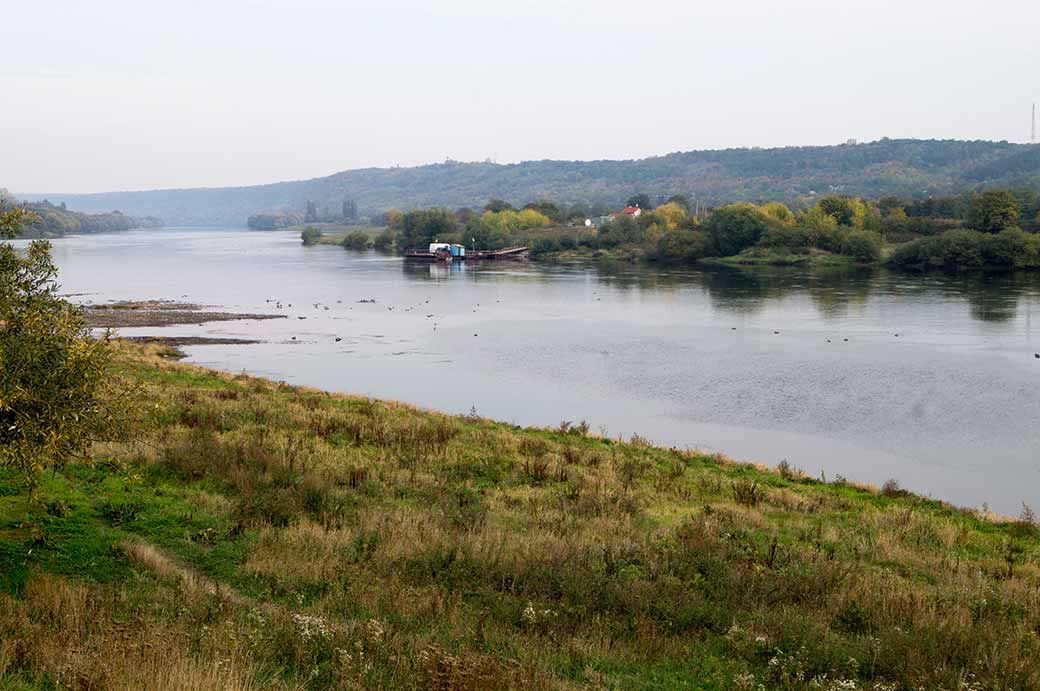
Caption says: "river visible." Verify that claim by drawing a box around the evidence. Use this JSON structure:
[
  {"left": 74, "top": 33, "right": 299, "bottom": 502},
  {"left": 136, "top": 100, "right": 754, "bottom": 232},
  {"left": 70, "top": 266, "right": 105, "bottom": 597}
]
[{"left": 28, "top": 227, "right": 1040, "bottom": 514}]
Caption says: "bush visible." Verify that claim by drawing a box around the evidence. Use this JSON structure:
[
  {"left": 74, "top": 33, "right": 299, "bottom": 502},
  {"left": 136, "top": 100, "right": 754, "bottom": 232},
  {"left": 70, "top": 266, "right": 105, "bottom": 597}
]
[
  {"left": 530, "top": 237, "right": 562, "bottom": 257},
  {"left": 760, "top": 225, "right": 812, "bottom": 251},
  {"left": 881, "top": 215, "right": 959, "bottom": 242},
  {"left": 841, "top": 230, "right": 882, "bottom": 262},
  {"left": 342, "top": 231, "right": 370, "bottom": 251},
  {"left": 812, "top": 224, "right": 844, "bottom": 253},
  {"left": 981, "top": 228, "right": 1040, "bottom": 267},
  {"left": 300, "top": 226, "right": 322, "bottom": 246},
  {"left": 1, "top": 207, "right": 122, "bottom": 488},
  {"left": 655, "top": 229, "right": 713, "bottom": 263},
  {"left": 703, "top": 204, "right": 775, "bottom": 256},
  {"left": 598, "top": 215, "right": 642, "bottom": 248},
  {"left": 372, "top": 228, "right": 395, "bottom": 251},
  {"left": 886, "top": 228, "right": 1040, "bottom": 270}
]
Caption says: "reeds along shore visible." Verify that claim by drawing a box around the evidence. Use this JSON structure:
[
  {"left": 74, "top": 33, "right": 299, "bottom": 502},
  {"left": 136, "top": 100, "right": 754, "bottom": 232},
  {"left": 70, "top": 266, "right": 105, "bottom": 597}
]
[{"left": 1, "top": 342, "right": 1038, "bottom": 690}]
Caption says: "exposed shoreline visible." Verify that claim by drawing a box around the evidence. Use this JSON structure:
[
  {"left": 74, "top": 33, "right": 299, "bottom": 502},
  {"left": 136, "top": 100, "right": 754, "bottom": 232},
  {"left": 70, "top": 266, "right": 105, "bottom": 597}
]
[{"left": 82, "top": 299, "right": 285, "bottom": 328}]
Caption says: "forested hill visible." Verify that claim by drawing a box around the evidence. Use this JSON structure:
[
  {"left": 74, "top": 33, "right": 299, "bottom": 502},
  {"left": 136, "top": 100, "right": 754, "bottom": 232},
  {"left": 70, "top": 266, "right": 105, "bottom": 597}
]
[
  {"left": 25, "top": 138, "right": 1040, "bottom": 226},
  {"left": 12, "top": 199, "right": 164, "bottom": 238}
]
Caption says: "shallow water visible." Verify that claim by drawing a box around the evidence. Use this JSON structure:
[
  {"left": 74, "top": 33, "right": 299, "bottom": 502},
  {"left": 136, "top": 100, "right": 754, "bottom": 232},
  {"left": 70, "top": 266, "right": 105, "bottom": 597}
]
[{"left": 25, "top": 227, "right": 1040, "bottom": 513}]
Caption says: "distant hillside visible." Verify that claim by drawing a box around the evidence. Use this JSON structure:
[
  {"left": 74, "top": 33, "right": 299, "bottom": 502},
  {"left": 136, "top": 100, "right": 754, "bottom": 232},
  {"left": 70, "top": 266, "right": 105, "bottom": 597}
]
[{"left": 21, "top": 139, "right": 1040, "bottom": 226}]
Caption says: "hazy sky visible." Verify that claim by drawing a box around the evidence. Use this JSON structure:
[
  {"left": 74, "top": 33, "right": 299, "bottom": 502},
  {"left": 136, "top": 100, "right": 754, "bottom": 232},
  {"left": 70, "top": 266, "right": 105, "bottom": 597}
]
[{"left": 3, "top": 0, "right": 1039, "bottom": 193}]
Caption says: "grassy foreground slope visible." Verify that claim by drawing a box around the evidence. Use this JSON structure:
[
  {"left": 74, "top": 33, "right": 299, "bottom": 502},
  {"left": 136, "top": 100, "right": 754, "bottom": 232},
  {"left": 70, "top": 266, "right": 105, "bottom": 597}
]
[{"left": 1, "top": 344, "right": 1038, "bottom": 690}]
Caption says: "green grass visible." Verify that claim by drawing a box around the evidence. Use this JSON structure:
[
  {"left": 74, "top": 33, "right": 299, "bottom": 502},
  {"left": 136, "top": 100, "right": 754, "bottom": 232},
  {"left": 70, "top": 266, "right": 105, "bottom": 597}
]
[
  {"left": 702, "top": 251, "right": 859, "bottom": 267},
  {"left": 1, "top": 343, "right": 1038, "bottom": 690}
]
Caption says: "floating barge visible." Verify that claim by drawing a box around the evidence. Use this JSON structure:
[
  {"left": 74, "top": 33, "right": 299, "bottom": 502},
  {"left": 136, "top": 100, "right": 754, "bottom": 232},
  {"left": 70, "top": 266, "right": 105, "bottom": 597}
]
[
  {"left": 403, "top": 243, "right": 529, "bottom": 262},
  {"left": 404, "top": 243, "right": 461, "bottom": 262}
]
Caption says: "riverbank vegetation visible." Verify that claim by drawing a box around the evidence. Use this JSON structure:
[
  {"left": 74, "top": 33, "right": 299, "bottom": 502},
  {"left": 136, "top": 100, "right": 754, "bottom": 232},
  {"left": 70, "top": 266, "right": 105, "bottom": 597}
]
[
  {"left": 363, "top": 186, "right": 1040, "bottom": 272},
  {"left": 4, "top": 202, "right": 1040, "bottom": 689}
]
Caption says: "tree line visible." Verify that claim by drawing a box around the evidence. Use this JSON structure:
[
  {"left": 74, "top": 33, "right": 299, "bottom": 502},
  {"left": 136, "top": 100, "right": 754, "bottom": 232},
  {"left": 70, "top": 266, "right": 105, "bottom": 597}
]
[
  {"left": 339, "top": 188, "right": 1040, "bottom": 271},
  {"left": 249, "top": 197, "right": 361, "bottom": 230},
  {"left": 6, "top": 197, "right": 163, "bottom": 238}
]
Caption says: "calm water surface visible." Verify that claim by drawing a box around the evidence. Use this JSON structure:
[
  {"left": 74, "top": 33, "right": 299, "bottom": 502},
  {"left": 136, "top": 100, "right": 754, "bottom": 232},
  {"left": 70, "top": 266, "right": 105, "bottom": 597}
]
[{"left": 30, "top": 227, "right": 1040, "bottom": 513}]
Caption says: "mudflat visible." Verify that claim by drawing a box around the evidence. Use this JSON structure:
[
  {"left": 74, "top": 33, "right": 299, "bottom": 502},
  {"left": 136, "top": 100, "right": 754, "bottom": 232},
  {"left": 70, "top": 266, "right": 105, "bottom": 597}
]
[{"left": 82, "top": 299, "right": 284, "bottom": 328}]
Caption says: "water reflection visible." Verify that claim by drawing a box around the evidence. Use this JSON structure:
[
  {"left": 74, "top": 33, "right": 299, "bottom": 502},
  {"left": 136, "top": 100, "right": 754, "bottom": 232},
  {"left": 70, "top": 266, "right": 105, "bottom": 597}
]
[
  {"left": 399, "top": 257, "right": 1040, "bottom": 325},
  {"left": 401, "top": 260, "right": 468, "bottom": 281}
]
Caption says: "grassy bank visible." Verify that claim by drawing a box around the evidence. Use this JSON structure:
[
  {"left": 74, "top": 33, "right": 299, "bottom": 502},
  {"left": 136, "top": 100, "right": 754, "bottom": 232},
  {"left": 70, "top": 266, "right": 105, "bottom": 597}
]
[
  {"left": 699, "top": 251, "right": 859, "bottom": 268},
  {"left": 1, "top": 344, "right": 1038, "bottom": 690}
]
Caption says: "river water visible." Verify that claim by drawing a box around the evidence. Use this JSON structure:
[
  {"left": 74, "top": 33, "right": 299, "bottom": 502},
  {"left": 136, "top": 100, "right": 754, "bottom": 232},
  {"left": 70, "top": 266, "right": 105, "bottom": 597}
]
[{"left": 28, "top": 227, "right": 1040, "bottom": 513}]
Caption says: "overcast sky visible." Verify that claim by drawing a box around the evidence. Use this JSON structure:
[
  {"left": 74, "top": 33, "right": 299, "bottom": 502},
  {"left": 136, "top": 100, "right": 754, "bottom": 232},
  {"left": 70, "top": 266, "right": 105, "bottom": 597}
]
[{"left": 3, "top": 0, "right": 1039, "bottom": 194}]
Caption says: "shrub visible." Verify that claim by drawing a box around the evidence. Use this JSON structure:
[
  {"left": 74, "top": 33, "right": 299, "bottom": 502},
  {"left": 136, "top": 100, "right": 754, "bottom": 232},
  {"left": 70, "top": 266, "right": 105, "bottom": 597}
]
[
  {"left": 760, "top": 225, "right": 812, "bottom": 251},
  {"left": 889, "top": 229, "right": 1005, "bottom": 270},
  {"left": 980, "top": 228, "right": 1040, "bottom": 267},
  {"left": 300, "top": 226, "right": 322, "bottom": 246},
  {"left": 655, "top": 229, "right": 713, "bottom": 263},
  {"left": 812, "top": 224, "right": 844, "bottom": 253},
  {"left": 530, "top": 237, "right": 562, "bottom": 257},
  {"left": 732, "top": 479, "right": 763, "bottom": 507},
  {"left": 342, "top": 231, "right": 370, "bottom": 251},
  {"left": 372, "top": 228, "right": 395, "bottom": 251},
  {"left": 841, "top": 230, "right": 882, "bottom": 262},
  {"left": 598, "top": 215, "right": 642, "bottom": 248},
  {"left": 703, "top": 204, "right": 775, "bottom": 256},
  {"left": 1, "top": 213, "right": 122, "bottom": 490},
  {"left": 881, "top": 478, "right": 911, "bottom": 498}
]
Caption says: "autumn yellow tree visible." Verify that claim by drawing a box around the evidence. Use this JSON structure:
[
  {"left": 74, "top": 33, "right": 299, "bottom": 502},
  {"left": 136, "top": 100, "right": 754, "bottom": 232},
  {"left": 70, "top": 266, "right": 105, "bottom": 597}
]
[
  {"left": 759, "top": 201, "right": 795, "bottom": 224},
  {"left": 653, "top": 202, "right": 687, "bottom": 231}
]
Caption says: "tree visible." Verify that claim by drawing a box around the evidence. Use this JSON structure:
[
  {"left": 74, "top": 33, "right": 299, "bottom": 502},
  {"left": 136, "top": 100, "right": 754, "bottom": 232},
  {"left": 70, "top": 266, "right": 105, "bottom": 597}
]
[
  {"left": 300, "top": 226, "right": 323, "bottom": 245},
  {"left": 1, "top": 200, "right": 119, "bottom": 493},
  {"left": 564, "top": 203, "right": 590, "bottom": 222},
  {"left": 342, "top": 231, "right": 370, "bottom": 250},
  {"left": 666, "top": 195, "right": 691, "bottom": 212},
  {"left": 842, "top": 231, "right": 882, "bottom": 262},
  {"left": 398, "top": 208, "right": 459, "bottom": 248},
  {"left": 970, "top": 190, "right": 1020, "bottom": 233},
  {"left": 524, "top": 200, "right": 562, "bottom": 223},
  {"left": 818, "top": 195, "right": 868, "bottom": 228},
  {"left": 455, "top": 207, "right": 477, "bottom": 224},
  {"left": 626, "top": 193, "right": 651, "bottom": 210},
  {"left": 304, "top": 200, "right": 318, "bottom": 223},
  {"left": 516, "top": 208, "right": 551, "bottom": 229},
  {"left": 380, "top": 208, "right": 404, "bottom": 229},
  {"left": 653, "top": 202, "right": 687, "bottom": 231},
  {"left": 484, "top": 198, "right": 514, "bottom": 213},
  {"left": 702, "top": 204, "right": 774, "bottom": 256},
  {"left": 656, "top": 229, "right": 712, "bottom": 263},
  {"left": 759, "top": 201, "right": 795, "bottom": 224},
  {"left": 599, "top": 215, "right": 642, "bottom": 247},
  {"left": 342, "top": 199, "right": 358, "bottom": 221},
  {"left": 373, "top": 228, "right": 396, "bottom": 251}
]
